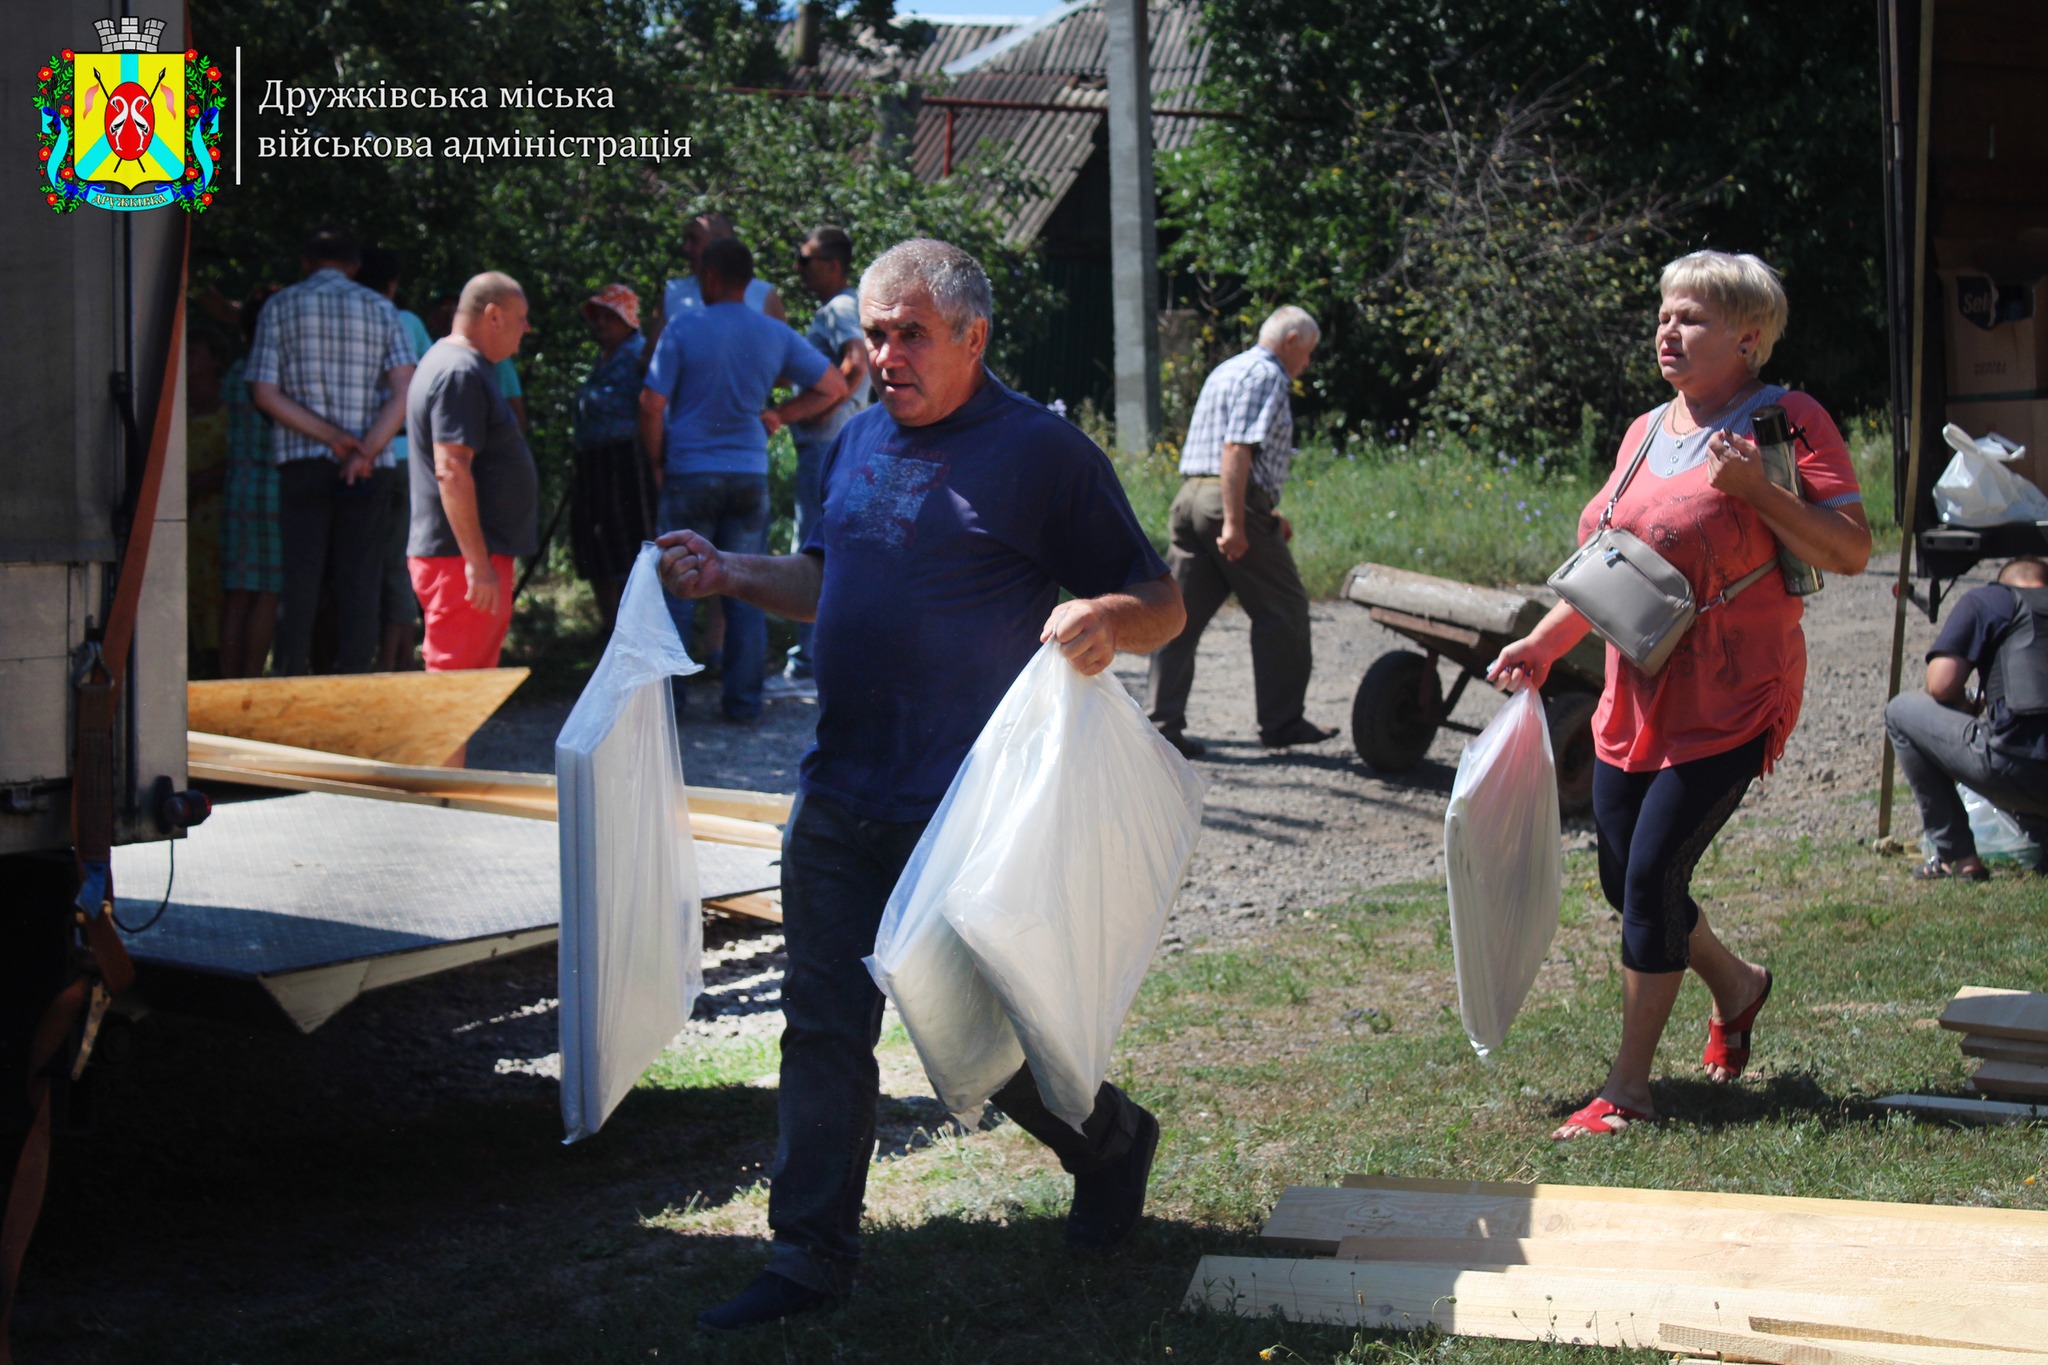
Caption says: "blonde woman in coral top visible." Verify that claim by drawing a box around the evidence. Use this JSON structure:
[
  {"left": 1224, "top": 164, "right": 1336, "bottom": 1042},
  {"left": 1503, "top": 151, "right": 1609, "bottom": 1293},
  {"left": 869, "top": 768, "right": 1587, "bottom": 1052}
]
[{"left": 1490, "top": 250, "right": 1872, "bottom": 1140}]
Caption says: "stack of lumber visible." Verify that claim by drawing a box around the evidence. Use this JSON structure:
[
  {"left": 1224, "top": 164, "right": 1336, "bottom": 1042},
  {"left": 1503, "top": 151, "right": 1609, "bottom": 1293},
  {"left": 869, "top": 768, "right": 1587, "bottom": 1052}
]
[
  {"left": 1870, "top": 987, "right": 2048, "bottom": 1125},
  {"left": 189, "top": 731, "right": 792, "bottom": 923},
  {"left": 1185, "top": 1174, "right": 2048, "bottom": 1362},
  {"left": 1944, "top": 987, "right": 2048, "bottom": 1100}
]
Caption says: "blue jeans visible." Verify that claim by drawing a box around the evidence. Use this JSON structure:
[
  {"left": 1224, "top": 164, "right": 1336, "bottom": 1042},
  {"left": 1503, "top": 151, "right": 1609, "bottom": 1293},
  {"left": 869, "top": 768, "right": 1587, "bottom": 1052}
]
[
  {"left": 658, "top": 473, "right": 769, "bottom": 721},
  {"left": 783, "top": 435, "right": 829, "bottom": 677},
  {"left": 767, "top": 791, "right": 1146, "bottom": 1296}
]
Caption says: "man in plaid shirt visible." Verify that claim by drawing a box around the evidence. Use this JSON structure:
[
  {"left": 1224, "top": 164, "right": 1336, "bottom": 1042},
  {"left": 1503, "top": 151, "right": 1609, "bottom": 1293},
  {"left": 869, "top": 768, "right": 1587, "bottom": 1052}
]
[
  {"left": 1148, "top": 305, "right": 1331, "bottom": 757},
  {"left": 247, "top": 227, "right": 417, "bottom": 675}
]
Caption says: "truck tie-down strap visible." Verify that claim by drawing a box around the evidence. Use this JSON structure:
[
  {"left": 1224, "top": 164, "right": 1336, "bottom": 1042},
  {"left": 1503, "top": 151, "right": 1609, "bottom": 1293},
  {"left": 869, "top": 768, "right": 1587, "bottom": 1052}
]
[{"left": 0, "top": 225, "right": 186, "bottom": 1365}]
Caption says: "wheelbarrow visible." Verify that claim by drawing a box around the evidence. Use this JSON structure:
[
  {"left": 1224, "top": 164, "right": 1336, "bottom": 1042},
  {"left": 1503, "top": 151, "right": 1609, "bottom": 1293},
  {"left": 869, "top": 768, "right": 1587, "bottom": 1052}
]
[{"left": 1340, "top": 563, "right": 1607, "bottom": 813}]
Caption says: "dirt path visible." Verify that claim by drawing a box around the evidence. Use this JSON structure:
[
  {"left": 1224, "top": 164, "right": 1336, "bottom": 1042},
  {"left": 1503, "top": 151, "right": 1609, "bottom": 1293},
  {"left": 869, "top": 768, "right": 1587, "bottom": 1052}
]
[{"left": 473, "top": 554, "right": 1951, "bottom": 954}]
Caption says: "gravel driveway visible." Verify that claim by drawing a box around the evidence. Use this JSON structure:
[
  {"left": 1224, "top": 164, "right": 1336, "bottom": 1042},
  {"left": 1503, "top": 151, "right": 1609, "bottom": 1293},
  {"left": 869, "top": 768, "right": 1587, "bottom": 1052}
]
[{"left": 473, "top": 555, "right": 1952, "bottom": 953}]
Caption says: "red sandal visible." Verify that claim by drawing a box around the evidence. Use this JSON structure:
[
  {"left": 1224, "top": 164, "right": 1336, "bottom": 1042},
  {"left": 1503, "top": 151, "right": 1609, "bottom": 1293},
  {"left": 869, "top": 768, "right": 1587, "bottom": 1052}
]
[
  {"left": 1551, "top": 1095, "right": 1654, "bottom": 1140},
  {"left": 1702, "top": 969, "right": 1773, "bottom": 1081}
]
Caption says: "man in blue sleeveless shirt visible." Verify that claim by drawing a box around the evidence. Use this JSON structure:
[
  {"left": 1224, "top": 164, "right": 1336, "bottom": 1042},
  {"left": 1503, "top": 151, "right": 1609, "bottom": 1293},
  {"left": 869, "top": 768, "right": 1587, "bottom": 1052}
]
[{"left": 658, "top": 239, "right": 1185, "bottom": 1332}]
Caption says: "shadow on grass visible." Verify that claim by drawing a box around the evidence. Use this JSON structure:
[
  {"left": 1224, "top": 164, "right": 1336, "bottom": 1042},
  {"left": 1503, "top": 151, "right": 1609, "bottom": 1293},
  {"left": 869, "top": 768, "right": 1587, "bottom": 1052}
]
[{"left": 1540, "top": 1070, "right": 1869, "bottom": 1134}]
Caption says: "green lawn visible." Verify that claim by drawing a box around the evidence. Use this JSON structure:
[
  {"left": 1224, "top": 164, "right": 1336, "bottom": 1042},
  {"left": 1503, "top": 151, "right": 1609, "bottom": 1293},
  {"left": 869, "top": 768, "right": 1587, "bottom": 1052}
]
[{"left": 40, "top": 839, "right": 2045, "bottom": 1364}]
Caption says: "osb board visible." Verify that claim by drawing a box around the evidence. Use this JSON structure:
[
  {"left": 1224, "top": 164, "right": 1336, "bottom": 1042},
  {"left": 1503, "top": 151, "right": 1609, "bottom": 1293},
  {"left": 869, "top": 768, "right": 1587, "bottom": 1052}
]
[{"left": 187, "top": 669, "right": 529, "bottom": 767}]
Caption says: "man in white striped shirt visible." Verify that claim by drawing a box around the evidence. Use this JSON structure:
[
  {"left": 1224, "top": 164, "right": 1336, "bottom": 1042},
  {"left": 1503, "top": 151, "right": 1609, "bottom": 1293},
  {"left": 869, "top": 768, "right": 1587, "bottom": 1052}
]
[{"left": 1149, "top": 306, "right": 1332, "bottom": 756}]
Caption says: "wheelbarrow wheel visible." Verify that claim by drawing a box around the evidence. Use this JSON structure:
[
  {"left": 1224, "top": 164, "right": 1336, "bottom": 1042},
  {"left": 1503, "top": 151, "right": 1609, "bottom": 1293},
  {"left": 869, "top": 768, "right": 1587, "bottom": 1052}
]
[
  {"left": 1352, "top": 649, "right": 1442, "bottom": 772},
  {"left": 1545, "top": 690, "right": 1600, "bottom": 816}
]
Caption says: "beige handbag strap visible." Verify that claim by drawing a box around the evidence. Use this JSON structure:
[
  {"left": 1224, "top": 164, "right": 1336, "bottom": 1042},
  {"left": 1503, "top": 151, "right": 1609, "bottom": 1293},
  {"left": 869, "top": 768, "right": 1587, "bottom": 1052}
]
[{"left": 1596, "top": 409, "right": 1666, "bottom": 531}]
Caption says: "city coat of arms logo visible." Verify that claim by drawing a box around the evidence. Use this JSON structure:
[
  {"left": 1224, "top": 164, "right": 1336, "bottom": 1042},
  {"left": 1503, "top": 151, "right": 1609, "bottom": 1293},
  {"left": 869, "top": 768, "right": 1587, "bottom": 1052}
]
[{"left": 34, "top": 16, "right": 224, "bottom": 213}]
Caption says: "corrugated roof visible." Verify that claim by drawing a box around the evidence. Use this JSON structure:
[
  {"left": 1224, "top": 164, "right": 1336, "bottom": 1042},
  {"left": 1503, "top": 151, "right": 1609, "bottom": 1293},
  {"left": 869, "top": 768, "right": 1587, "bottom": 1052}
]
[{"left": 775, "top": 2, "right": 1209, "bottom": 244}]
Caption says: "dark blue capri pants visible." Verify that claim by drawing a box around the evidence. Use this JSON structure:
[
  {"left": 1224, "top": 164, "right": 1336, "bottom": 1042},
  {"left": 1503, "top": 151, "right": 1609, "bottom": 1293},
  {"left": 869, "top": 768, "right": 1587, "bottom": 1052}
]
[{"left": 1591, "top": 732, "right": 1767, "bottom": 973}]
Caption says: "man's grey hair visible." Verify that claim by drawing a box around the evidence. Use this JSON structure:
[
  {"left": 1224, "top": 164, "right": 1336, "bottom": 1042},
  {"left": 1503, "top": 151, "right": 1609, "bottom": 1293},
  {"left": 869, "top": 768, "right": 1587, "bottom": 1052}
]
[
  {"left": 456, "top": 271, "right": 525, "bottom": 320},
  {"left": 1258, "top": 305, "right": 1320, "bottom": 349},
  {"left": 860, "top": 238, "right": 992, "bottom": 339}
]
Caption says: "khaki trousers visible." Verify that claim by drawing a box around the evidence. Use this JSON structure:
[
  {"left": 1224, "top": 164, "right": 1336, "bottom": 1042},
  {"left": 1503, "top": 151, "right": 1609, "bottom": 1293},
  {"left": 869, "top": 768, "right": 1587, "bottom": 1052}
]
[{"left": 1147, "top": 477, "right": 1313, "bottom": 740}]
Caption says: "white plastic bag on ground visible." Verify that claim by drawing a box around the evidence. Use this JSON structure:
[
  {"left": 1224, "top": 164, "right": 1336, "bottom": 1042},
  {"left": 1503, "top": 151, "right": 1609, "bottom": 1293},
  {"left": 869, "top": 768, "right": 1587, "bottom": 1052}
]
[
  {"left": 1443, "top": 686, "right": 1562, "bottom": 1059},
  {"left": 1920, "top": 784, "right": 2043, "bottom": 869},
  {"left": 1934, "top": 424, "right": 2048, "bottom": 527},
  {"left": 556, "top": 545, "right": 704, "bottom": 1141},
  {"left": 866, "top": 642, "right": 1208, "bottom": 1131}
]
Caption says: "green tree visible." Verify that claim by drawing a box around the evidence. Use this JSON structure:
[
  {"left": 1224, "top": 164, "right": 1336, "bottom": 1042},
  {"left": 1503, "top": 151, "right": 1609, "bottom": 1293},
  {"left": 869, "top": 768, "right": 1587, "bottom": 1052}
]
[{"left": 1163, "top": 0, "right": 1884, "bottom": 454}]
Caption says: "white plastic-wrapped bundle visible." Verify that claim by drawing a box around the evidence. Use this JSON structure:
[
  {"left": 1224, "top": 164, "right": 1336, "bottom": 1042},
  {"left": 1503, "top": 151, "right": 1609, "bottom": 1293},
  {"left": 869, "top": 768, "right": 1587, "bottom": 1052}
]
[
  {"left": 556, "top": 545, "right": 703, "bottom": 1142},
  {"left": 866, "top": 642, "right": 1208, "bottom": 1131},
  {"left": 1443, "top": 686, "right": 1562, "bottom": 1059}
]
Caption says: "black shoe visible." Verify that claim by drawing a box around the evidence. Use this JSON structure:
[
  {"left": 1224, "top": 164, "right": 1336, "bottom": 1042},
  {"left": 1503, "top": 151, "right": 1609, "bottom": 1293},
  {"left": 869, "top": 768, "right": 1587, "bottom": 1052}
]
[
  {"left": 1259, "top": 719, "right": 1337, "bottom": 748},
  {"left": 1160, "top": 729, "right": 1206, "bottom": 759},
  {"left": 1065, "top": 1107, "right": 1160, "bottom": 1252},
  {"left": 696, "top": 1271, "right": 834, "bottom": 1333}
]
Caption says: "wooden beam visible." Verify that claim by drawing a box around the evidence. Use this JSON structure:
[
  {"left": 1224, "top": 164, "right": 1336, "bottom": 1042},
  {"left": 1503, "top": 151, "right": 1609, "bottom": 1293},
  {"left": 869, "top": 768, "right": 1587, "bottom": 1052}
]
[
  {"left": 1940, "top": 988, "right": 2048, "bottom": 1043},
  {"left": 1330, "top": 1233, "right": 2048, "bottom": 1287},
  {"left": 1659, "top": 1321, "right": 2044, "bottom": 1365},
  {"left": 1751, "top": 1317, "right": 2048, "bottom": 1356},
  {"left": 1871, "top": 1093, "right": 2048, "bottom": 1125},
  {"left": 705, "top": 891, "right": 782, "bottom": 924},
  {"left": 1334, "top": 1173, "right": 2048, "bottom": 1225},
  {"left": 1272, "top": 1179, "right": 2048, "bottom": 1257},
  {"left": 189, "top": 731, "right": 794, "bottom": 830},
  {"left": 188, "top": 669, "right": 529, "bottom": 767},
  {"left": 1962, "top": 1035, "right": 2048, "bottom": 1066},
  {"left": 1971, "top": 1061, "right": 2048, "bottom": 1098},
  {"left": 1184, "top": 1258, "right": 2048, "bottom": 1350}
]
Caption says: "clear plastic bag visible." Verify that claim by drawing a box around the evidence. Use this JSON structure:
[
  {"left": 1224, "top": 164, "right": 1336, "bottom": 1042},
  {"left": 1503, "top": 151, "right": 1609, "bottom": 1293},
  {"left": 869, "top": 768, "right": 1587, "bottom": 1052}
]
[
  {"left": 866, "top": 642, "right": 1208, "bottom": 1131},
  {"left": 1920, "top": 784, "right": 2044, "bottom": 869},
  {"left": 1443, "top": 686, "right": 1562, "bottom": 1058},
  {"left": 556, "top": 545, "right": 704, "bottom": 1142}
]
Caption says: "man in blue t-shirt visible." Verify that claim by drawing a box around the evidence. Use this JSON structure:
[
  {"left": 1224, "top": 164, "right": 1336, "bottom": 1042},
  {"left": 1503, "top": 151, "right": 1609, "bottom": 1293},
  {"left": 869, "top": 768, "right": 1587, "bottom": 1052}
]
[
  {"left": 1886, "top": 555, "right": 2048, "bottom": 879},
  {"left": 640, "top": 237, "right": 846, "bottom": 721},
  {"left": 658, "top": 239, "right": 1184, "bottom": 1332}
]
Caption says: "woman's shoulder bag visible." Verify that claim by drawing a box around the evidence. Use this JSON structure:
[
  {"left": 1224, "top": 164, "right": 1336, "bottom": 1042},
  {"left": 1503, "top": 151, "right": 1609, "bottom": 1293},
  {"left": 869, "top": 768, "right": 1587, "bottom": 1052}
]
[{"left": 1547, "top": 413, "right": 1773, "bottom": 676}]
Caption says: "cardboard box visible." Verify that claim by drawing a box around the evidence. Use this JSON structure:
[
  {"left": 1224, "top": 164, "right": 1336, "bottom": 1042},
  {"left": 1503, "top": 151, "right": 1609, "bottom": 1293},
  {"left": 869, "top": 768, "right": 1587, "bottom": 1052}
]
[
  {"left": 1942, "top": 270, "right": 2048, "bottom": 397},
  {"left": 1946, "top": 396, "right": 2048, "bottom": 491}
]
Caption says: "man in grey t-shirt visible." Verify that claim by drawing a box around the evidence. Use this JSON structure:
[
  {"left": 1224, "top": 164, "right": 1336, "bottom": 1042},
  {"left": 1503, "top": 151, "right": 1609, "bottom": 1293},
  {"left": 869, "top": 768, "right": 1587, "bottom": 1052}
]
[
  {"left": 405, "top": 272, "right": 540, "bottom": 684},
  {"left": 767, "top": 225, "right": 872, "bottom": 696}
]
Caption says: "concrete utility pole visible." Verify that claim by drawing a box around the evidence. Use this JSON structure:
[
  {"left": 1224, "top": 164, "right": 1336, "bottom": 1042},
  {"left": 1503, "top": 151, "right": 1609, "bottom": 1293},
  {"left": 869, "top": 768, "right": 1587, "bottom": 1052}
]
[{"left": 1104, "top": 0, "right": 1160, "bottom": 454}]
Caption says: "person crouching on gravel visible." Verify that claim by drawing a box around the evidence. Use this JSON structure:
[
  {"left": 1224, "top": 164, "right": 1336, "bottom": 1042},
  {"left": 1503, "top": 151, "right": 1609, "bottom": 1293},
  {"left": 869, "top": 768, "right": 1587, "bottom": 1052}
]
[{"left": 1487, "top": 250, "right": 1871, "bottom": 1140}]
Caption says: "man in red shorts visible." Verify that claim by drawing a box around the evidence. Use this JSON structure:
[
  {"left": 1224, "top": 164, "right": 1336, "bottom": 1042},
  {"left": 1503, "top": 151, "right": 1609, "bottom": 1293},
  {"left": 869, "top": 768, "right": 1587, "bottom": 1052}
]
[{"left": 405, "top": 272, "right": 539, "bottom": 687}]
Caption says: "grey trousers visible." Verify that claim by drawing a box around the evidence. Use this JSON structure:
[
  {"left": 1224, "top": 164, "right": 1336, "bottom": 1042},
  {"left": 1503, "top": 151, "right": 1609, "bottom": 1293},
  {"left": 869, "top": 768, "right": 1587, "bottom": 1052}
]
[
  {"left": 1885, "top": 690, "right": 2048, "bottom": 862},
  {"left": 275, "top": 457, "right": 389, "bottom": 676},
  {"left": 1148, "top": 477, "right": 1313, "bottom": 740}
]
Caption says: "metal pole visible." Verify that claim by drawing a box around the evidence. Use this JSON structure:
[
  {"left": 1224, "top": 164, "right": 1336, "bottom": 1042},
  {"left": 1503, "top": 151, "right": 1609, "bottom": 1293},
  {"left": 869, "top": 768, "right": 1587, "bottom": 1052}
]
[
  {"left": 1104, "top": 0, "right": 1159, "bottom": 454},
  {"left": 943, "top": 105, "right": 955, "bottom": 177},
  {"left": 1877, "top": 0, "right": 1937, "bottom": 842}
]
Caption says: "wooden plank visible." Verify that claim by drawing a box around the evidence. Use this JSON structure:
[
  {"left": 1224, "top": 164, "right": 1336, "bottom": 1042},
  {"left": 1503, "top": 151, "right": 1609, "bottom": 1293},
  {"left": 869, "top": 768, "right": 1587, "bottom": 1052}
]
[
  {"left": 1871, "top": 1094, "right": 2048, "bottom": 1126},
  {"left": 188, "top": 670, "right": 529, "bottom": 767},
  {"left": 1297, "top": 1177, "right": 2048, "bottom": 1245},
  {"left": 1938, "top": 988, "right": 2048, "bottom": 1043},
  {"left": 190, "top": 731, "right": 794, "bottom": 824},
  {"left": 1183, "top": 1258, "right": 2048, "bottom": 1351},
  {"left": 1971, "top": 1061, "right": 2048, "bottom": 1099},
  {"left": 1659, "top": 1322, "right": 2044, "bottom": 1365},
  {"left": 188, "top": 759, "right": 781, "bottom": 849},
  {"left": 1961, "top": 1035, "right": 2048, "bottom": 1066},
  {"left": 1752, "top": 1318, "right": 2048, "bottom": 1357},
  {"left": 1267, "top": 1190, "right": 2048, "bottom": 1262},
  {"left": 1330, "top": 1233, "right": 2048, "bottom": 1287},
  {"left": 705, "top": 891, "right": 782, "bottom": 924}
]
